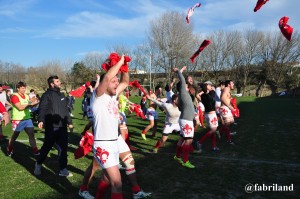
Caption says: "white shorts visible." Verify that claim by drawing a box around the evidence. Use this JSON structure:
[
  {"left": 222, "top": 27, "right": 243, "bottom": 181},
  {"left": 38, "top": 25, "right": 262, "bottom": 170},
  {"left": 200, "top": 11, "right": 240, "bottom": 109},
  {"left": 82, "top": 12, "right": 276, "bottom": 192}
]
[
  {"left": 93, "top": 135, "right": 129, "bottom": 169},
  {"left": 219, "top": 105, "right": 234, "bottom": 125},
  {"left": 204, "top": 112, "right": 219, "bottom": 128},
  {"left": 163, "top": 123, "right": 180, "bottom": 135},
  {"left": 179, "top": 119, "right": 194, "bottom": 138},
  {"left": 146, "top": 108, "right": 158, "bottom": 120}
]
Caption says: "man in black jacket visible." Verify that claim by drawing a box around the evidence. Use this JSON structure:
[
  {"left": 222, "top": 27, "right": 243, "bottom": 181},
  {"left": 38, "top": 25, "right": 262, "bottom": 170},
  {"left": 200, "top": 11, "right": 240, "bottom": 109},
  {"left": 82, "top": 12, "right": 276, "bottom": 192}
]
[{"left": 34, "top": 75, "right": 73, "bottom": 177}]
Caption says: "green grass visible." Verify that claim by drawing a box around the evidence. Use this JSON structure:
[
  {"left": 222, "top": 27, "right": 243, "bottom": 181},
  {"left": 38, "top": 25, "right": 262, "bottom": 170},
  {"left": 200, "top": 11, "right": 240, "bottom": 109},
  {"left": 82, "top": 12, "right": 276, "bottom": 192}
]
[{"left": 0, "top": 96, "right": 299, "bottom": 199}]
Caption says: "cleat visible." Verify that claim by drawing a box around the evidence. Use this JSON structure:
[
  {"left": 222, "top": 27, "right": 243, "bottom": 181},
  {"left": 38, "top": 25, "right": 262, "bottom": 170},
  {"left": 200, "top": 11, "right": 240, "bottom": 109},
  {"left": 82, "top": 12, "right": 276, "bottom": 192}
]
[
  {"left": 34, "top": 163, "right": 42, "bottom": 176},
  {"left": 7, "top": 147, "right": 14, "bottom": 157},
  {"left": 181, "top": 160, "right": 195, "bottom": 169},
  {"left": 212, "top": 147, "right": 220, "bottom": 152},
  {"left": 173, "top": 155, "right": 183, "bottom": 164},
  {"left": 59, "top": 168, "right": 73, "bottom": 177},
  {"left": 133, "top": 190, "right": 152, "bottom": 199},
  {"left": 230, "top": 131, "right": 237, "bottom": 136},
  {"left": 141, "top": 133, "right": 147, "bottom": 140},
  {"left": 227, "top": 140, "right": 235, "bottom": 145},
  {"left": 78, "top": 190, "right": 94, "bottom": 199},
  {"left": 194, "top": 142, "right": 202, "bottom": 153}
]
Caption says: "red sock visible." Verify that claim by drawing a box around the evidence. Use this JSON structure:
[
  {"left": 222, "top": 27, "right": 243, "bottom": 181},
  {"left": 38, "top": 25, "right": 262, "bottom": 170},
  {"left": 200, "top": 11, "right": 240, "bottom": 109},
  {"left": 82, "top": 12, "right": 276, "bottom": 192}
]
[
  {"left": 32, "top": 147, "right": 39, "bottom": 153},
  {"left": 142, "top": 130, "right": 147, "bottom": 135},
  {"left": 80, "top": 185, "right": 88, "bottom": 192},
  {"left": 212, "top": 134, "right": 217, "bottom": 148},
  {"left": 155, "top": 140, "right": 162, "bottom": 148},
  {"left": 131, "top": 185, "right": 141, "bottom": 194},
  {"left": 182, "top": 144, "right": 190, "bottom": 163},
  {"left": 199, "top": 131, "right": 212, "bottom": 144},
  {"left": 111, "top": 193, "right": 123, "bottom": 199},
  {"left": 95, "top": 180, "right": 110, "bottom": 199},
  {"left": 224, "top": 126, "right": 231, "bottom": 142},
  {"left": 219, "top": 126, "right": 225, "bottom": 134},
  {"left": 175, "top": 145, "right": 182, "bottom": 158}
]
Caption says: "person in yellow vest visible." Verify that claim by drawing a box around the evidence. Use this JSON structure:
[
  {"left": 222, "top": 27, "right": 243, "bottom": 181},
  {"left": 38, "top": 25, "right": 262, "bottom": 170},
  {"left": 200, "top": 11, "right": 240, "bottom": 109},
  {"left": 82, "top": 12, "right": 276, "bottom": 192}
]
[{"left": 7, "top": 81, "right": 40, "bottom": 156}]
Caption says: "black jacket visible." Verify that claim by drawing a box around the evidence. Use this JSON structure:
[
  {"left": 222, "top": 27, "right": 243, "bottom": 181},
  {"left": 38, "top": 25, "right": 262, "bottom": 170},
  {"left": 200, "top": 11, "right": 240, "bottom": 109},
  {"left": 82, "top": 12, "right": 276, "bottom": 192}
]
[{"left": 38, "top": 87, "right": 72, "bottom": 128}]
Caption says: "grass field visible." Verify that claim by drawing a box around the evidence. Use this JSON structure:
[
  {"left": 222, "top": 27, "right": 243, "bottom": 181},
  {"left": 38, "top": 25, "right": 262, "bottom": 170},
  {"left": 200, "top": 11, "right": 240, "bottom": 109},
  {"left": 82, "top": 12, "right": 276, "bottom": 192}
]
[{"left": 0, "top": 95, "right": 299, "bottom": 199}]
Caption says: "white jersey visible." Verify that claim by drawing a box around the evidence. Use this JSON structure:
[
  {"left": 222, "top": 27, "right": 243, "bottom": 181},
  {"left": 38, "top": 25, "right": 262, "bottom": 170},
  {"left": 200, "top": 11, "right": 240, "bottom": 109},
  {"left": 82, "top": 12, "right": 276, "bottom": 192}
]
[
  {"left": 161, "top": 103, "right": 181, "bottom": 124},
  {"left": 91, "top": 92, "right": 119, "bottom": 141},
  {"left": 0, "top": 91, "right": 6, "bottom": 106}
]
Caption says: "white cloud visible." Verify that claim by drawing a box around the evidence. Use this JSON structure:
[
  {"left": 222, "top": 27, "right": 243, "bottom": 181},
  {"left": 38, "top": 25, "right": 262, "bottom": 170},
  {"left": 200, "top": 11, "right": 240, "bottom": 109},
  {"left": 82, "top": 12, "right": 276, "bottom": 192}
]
[{"left": 0, "top": 0, "right": 37, "bottom": 17}]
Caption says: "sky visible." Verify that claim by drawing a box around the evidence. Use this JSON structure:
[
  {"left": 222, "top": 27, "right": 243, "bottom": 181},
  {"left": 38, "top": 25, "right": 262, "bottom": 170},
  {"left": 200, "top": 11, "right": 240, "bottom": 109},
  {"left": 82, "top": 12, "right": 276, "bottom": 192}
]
[{"left": 0, "top": 0, "right": 299, "bottom": 67}]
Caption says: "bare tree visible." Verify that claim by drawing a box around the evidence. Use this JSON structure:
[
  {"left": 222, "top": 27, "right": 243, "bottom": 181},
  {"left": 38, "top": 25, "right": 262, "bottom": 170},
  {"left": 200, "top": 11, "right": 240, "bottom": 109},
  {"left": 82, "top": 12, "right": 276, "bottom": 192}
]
[
  {"left": 228, "top": 30, "right": 263, "bottom": 95},
  {"left": 205, "top": 30, "right": 239, "bottom": 83},
  {"left": 81, "top": 52, "right": 105, "bottom": 74},
  {"left": 259, "top": 31, "right": 300, "bottom": 95},
  {"left": 26, "top": 60, "right": 67, "bottom": 91},
  {"left": 148, "top": 11, "right": 195, "bottom": 81}
]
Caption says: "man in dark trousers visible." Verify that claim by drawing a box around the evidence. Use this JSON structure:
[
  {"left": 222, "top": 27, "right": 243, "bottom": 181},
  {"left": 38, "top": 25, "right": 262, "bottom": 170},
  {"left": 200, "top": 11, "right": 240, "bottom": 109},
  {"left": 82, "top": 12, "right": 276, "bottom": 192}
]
[{"left": 34, "top": 75, "right": 73, "bottom": 177}]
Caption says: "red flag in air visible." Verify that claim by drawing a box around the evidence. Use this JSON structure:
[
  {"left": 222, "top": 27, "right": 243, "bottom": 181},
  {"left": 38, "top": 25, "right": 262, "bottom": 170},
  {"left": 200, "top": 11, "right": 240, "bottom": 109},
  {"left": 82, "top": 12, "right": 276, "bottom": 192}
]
[
  {"left": 190, "top": 40, "right": 211, "bottom": 63},
  {"left": 253, "top": 0, "right": 269, "bottom": 12},
  {"left": 69, "top": 84, "right": 86, "bottom": 98},
  {"left": 186, "top": 3, "right": 201, "bottom": 24},
  {"left": 230, "top": 98, "right": 240, "bottom": 118},
  {"left": 129, "top": 80, "right": 148, "bottom": 96},
  {"left": 279, "top": 16, "right": 294, "bottom": 41},
  {"left": 129, "top": 104, "right": 146, "bottom": 119},
  {"left": 101, "top": 52, "right": 131, "bottom": 73},
  {"left": 74, "top": 131, "right": 94, "bottom": 159}
]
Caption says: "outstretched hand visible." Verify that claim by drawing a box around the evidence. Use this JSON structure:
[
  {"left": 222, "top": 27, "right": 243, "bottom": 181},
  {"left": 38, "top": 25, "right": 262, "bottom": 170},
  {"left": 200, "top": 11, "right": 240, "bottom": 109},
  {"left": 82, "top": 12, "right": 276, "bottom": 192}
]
[
  {"left": 173, "top": 68, "right": 178, "bottom": 72},
  {"left": 180, "top": 66, "right": 187, "bottom": 73}
]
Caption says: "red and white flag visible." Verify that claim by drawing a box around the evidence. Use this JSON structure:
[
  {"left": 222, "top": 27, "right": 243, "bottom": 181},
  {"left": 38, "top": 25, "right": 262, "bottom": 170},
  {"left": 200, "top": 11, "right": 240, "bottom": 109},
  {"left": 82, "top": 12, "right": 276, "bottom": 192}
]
[{"left": 186, "top": 3, "right": 201, "bottom": 24}]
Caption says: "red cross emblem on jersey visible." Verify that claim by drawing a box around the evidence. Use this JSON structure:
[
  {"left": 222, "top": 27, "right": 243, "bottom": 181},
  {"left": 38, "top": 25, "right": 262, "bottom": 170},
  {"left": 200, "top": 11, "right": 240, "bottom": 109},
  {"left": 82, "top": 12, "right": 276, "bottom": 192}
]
[
  {"left": 221, "top": 108, "right": 228, "bottom": 115},
  {"left": 211, "top": 117, "right": 218, "bottom": 125},
  {"left": 96, "top": 147, "right": 110, "bottom": 165},
  {"left": 182, "top": 123, "right": 193, "bottom": 135}
]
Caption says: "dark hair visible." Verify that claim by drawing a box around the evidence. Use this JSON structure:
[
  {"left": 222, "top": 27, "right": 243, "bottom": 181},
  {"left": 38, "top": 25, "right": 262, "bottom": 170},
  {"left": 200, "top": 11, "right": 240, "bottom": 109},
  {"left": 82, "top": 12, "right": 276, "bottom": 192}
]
[
  {"left": 201, "top": 83, "right": 208, "bottom": 93},
  {"left": 176, "top": 81, "right": 181, "bottom": 92},
  {"left": 16, "top": 81, "right": 26, "bottom": 89},
  {"left": 171, "top": 94, "right": 178, "bottom": 102},
  {"left": 0, "top": 84, "right": 2, "bottom": 87},
  {"left": 90, "top": 80, "right": 96, "bottom": 88},
  {"left": 47, "top": 75, "right": 59, "bottom": 87},
  {"left": 100, "top": 73, "right": 107, "bottom": 83},
  {"left": 30, "top": 89, "right": 34, "bottom": 93},
  {"left": 165, "top": 84, "right": 170, "bottom": 92},
  {"left": 218, "top": 80, "right": 225, "bottom": 86},
  {"left": 225, "top": 80, "right": 233, "bottom": 87}
]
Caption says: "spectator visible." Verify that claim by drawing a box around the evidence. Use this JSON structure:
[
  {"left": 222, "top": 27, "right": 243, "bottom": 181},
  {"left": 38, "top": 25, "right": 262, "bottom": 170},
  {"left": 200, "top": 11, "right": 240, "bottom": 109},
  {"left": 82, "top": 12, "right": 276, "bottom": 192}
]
[{"left": 34, "top": 75, "right": 73, "bottom": 177}]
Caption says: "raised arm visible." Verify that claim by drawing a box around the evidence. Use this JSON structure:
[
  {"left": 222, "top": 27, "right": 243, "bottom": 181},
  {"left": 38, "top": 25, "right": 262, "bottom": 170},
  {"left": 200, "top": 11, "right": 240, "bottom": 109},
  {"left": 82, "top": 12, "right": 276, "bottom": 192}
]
[
  {"left": 146, "top": 95, "right": 163, "bottom": 107},
  {"left": 96, "top": 55, "right": 125, "bottom": 97},
  {"left": 116, "top": 70, "right": 129, "bottom": 96},
  {"left": 173, "top": 66, "right": 187, "bottom": 94}
]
